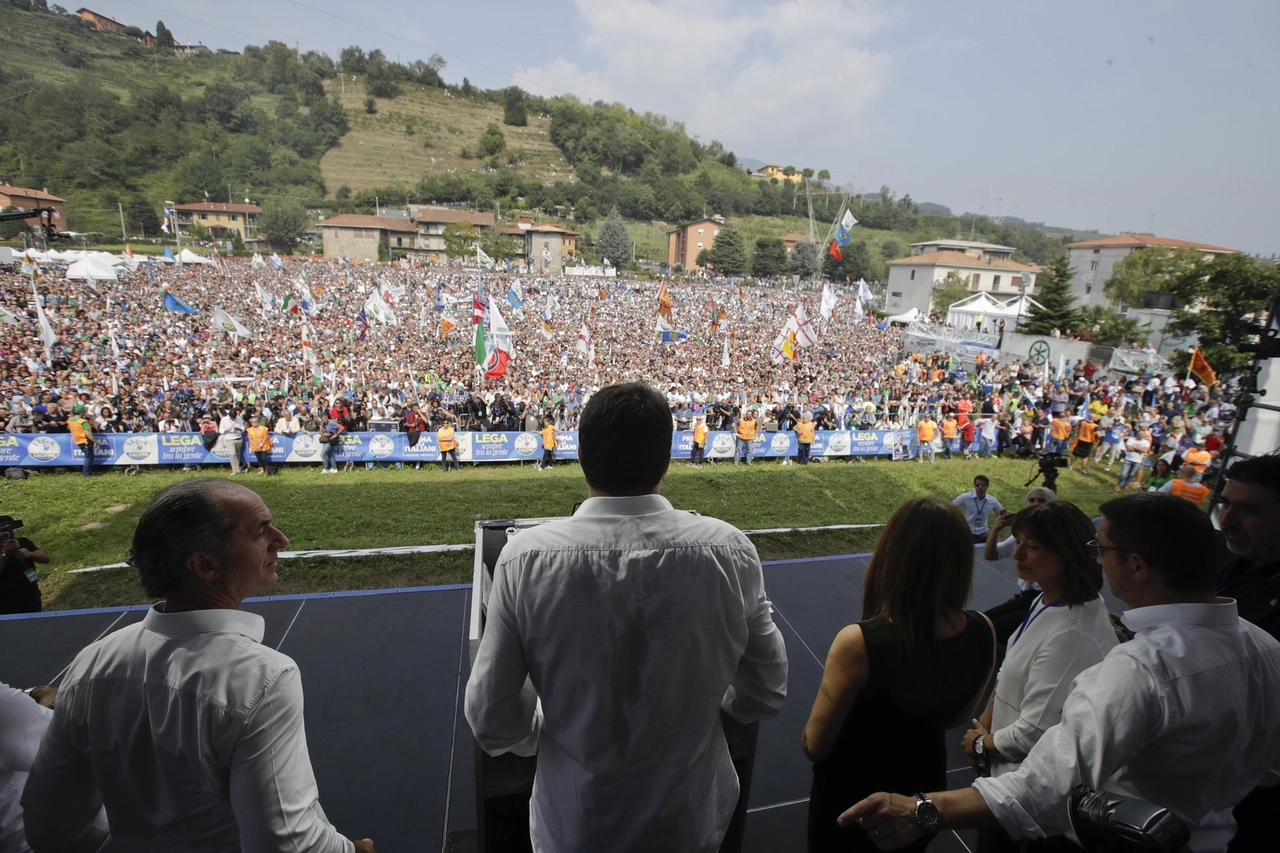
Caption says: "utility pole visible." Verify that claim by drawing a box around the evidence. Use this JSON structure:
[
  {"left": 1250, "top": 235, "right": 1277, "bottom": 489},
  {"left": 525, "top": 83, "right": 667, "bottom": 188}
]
[{"left": 118, "top": 202, "right": 127, "bottom": 242}]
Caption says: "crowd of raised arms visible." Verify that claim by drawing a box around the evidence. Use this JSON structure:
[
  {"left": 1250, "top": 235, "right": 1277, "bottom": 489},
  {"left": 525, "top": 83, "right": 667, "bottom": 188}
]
[{"left": 0, "top": 256, "right": 1238, "bottom": 476}]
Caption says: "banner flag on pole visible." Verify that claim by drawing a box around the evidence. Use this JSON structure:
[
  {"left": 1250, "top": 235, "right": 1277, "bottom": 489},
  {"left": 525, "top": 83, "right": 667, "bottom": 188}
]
[
  {"left": 211, "top": 307, "right": 253, "bottom": 338},
  {"left": 828, "top": 240, "right": 842, "bottom": 262},
  {"left": 1188, "top": 348, "right": 1218, "bottom": 386},
  {"left": 163, "top": 289, "right": 198, "bottom": 315},
  {"left": 841, "top": 209, "right": 857, "bottom": 230}
]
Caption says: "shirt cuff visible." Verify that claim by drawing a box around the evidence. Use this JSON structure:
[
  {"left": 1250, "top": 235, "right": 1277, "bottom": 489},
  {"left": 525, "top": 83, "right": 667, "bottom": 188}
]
[
  {"left": 991, "top": 726, "right": 1029, "bottom": 763},
  {"left": 973, "top": 776, "right": 1046, "bottom": 841}
]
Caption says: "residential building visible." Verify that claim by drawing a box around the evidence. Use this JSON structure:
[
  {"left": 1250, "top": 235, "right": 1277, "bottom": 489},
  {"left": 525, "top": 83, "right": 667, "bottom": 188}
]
[
  {"left": 884, "top": 250, "right": 1039, "bottom": 317},
  {"left": 750, "top": 165, "right": 803, "bottom": 184},
  {"left": 172, "top": 44, "right": 213, "bottom": 59},
  {"left": 1065, "top": 234, "right": 1238, "bottom": 308},
  {"left": 174, "top": 202, "right": 261, "bottom": 242},
  {"left": 407, "top": 206, "right": 496, "bottom": 255},
  {"left": 909, "top": 239, "right": 1015, "bottom": 261},
  {"left": 319, "top": 214, "right": 417, "bottom": 260},
  {"left": 0, "top": 185, "right": 66, "bottom": 229},
  {"left": 780, "top": 233, "right": 812, "bottom": 253},
  {"left": 667, "top": 217, "right": 723, "bottom": 270},
  {"left": 76, "top": 8, "right": 127, "bottom": 35},
  {"left": 516, "top": 223, "right": 579, "bottom": 273}
]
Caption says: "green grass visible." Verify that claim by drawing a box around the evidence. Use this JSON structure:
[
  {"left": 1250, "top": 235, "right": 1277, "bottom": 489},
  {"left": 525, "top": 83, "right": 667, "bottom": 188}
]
[{"left": 6, "top": 457, "right": 1123, "bottom": 611}]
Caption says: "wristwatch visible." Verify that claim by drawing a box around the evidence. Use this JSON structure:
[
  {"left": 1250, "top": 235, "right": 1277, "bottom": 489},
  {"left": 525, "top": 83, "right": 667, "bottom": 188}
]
[
  {"left": 974, "top": 735, "right": 986, "bottom": 756},
  {"left": 913, "top": 793, "right": 941, "bottom": 833}
]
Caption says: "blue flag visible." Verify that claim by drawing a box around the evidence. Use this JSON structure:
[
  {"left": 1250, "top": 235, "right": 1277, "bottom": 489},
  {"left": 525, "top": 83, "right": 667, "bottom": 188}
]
[
  {"left": 163, "top": 246, "right": 175, "bottom": 260},
  {"left": 434, "top": 282, "right": 445, "bottom": 314},
  {"left": 163, "top": 290, "right": 198, "bottom": 315},
  {"left": 874, "top": 318, "right": 890, "bottom": 331},
  {"left": 660, "top": 330, "right": 689, "bottom": 343},
  {"left": 146, "top": 256, "right": 155, "bottom": 282},
  {"left": 836, "top": 226, "right": 852, "bottom": 247},
  {"left": 507, "top": 287, "right": 523, "bottom": 310}
]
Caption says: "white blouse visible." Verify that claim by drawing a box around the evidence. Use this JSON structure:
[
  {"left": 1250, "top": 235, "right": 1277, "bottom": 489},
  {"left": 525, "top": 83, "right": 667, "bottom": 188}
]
[{"left": 990, "top": 595, "right": 1118, "bottom": 776}]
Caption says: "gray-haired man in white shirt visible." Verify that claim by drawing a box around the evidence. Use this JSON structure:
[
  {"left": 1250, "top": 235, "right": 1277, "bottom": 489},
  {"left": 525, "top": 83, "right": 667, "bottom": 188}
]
[
  {"left": 22, "top": 479, "right": 374, "bottom": 853},
  {"left": 466, "top": 382, "right": 788, "bottom": 853}
]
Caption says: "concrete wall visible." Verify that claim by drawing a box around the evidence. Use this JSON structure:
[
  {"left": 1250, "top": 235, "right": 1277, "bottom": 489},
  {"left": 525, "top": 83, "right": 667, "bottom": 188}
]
[{"left": 322, "top": 227, "right": 383, "bottom": 261}]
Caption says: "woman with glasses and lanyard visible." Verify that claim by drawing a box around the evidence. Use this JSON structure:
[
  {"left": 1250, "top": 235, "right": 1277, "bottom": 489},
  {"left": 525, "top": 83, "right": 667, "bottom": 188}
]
[{"left": 962, "top": 501, "right": 1117, "bottom": 852}]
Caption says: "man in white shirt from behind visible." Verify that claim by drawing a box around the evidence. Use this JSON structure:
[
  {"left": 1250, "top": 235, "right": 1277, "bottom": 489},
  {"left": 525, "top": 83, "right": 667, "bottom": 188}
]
[
  {"left": 844, "top": 492, "right": 1280, "bottom": 853},
  {"left": 22, "top": 479, "right": 374, "bottom": 853},
  {"left": 465, "top": 382, "right": 788, "bottom": 853}
]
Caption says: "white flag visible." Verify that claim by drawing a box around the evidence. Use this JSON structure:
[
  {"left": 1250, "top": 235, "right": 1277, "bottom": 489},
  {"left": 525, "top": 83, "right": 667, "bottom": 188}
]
[
  {"left": 211, "top": 307, "right": 253, "bottom": 338},
  {"left": 477, "top": 247, "right": 494, "bottom": 268},
  {"left": 841, "top": 209, "right": 857, "bottom": 230},
  {"left": 820, "top": 283, "right": 839, "bottom": 320},
  {"left": 254, "top": 282, "right": 274, "bottom": 313},
  {"left": 793, "top": 305, "right": 818, "bottom": 347},
  {"left": 364, "top": 289, "right": 398, "bottom": 325},
  {"left": 576, "top": 323, "right": 595, "bottom": 366},
  {"left": 0, "top": 305, "right": 20, "bottom": 327},
  {"left": 32, "top": 283, "right": 57, "bottom": 353},
  {"left": 854, "top": 296, "right": 866, "bottom": 320},
  {"left": 721, "top": 339, "right": 730, "bottom": 369},
  {"left": 251, "top": 252, "right": 266, "bottom": 269},
  {"left": 489, "top": 301, "right": 513, "bottom": 355},
  {"left": 858, "top": 279, "right": 874, "bottom": 303}
]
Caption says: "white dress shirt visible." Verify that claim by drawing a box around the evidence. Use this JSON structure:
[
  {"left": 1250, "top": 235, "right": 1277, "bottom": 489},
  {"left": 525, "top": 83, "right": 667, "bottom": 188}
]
[
  {"left": 1, "top": 684, "right": 53, "bottom": 853},
  {"left": 465, "top": 494, "right": 788, "bottom": 853},
  {"left": 23, "top": 607, "right": 353, "bottom": 853},
  {"left": 989, "top": 596, "right": 1117, "bottom": 771},
  {"left": 953, "top": 491, "right": 1005, "bottom": 535},
  {"left": 974, "top": 600, "right": 1280, "bottom": 852}
]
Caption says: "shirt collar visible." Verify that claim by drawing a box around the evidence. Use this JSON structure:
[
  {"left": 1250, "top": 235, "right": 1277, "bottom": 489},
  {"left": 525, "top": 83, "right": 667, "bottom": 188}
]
[
  {"left": 1122, "top": 598, "right": 1239, "bottom": 633},
  {"left": 142, "top": 605, "right": 266, "bottom": 643},
  {"left": 573, "top": 494, "right": 674, "bottom": 517}
]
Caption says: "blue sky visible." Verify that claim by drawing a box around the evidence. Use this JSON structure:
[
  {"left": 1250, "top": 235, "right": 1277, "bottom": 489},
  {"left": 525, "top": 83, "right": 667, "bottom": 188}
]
[{"left": 91, "top": 0, "right": 1278, "bottom": 253}]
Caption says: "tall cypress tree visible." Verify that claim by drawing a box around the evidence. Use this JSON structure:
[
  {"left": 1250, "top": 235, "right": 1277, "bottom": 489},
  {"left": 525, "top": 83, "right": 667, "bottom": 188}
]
[
  {"left": 595, "top": 206, "right": 631, "bottom": 267},
  {"left": 1020, "top": 256, "right": 1079, "bottom": 335}
]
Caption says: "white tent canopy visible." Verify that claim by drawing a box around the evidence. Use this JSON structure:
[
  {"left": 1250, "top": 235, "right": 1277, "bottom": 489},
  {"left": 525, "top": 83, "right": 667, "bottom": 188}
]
[
  {"left": 884, "top": 307, "right": 921, "bottom": 325},
  {"left": 946, "top": 292, "right": 1044, "bottom": 330},
  {"left": 65, "top": 258, "right": 119, "bottom": 281},
  {"left": 178, "top": 248, "right": 216, "bottom": 265}
]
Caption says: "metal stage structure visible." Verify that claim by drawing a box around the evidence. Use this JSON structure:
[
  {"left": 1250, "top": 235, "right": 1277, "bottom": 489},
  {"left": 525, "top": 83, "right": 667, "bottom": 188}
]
[{"left": 1, "top": 551, "right": 1028, "bottom": 853}]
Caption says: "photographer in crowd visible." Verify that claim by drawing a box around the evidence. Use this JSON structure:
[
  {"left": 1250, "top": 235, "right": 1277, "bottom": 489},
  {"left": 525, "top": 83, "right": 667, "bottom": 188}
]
[{"left": 0, "top": 516, "right": 49, "bottom": 615}]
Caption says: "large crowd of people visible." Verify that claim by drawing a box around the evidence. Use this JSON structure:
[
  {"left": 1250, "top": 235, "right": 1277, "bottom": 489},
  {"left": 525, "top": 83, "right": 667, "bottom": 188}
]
[
  {"left": 0, "top": 255, "right": 1240, "bottom": 487},
  {"left": 4, "top": 385, "right": 1277, "bottom": 853}
]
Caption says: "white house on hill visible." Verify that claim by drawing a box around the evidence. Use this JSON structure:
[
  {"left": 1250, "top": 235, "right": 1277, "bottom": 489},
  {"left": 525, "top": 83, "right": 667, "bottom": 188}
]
[{"left": 883, "top": 250, "right": 1039, "bottom": 317}]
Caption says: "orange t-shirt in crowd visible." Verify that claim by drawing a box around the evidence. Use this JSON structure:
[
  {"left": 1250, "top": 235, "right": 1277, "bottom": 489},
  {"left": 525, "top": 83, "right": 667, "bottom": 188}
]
[
  {"left": 1169, "top": 479, "right": 1211, "bottom": 508},
  {"left": 541, "top": 426, "right": 557, "bottom": 449},
  {"left": 693, "top": 423, "right": 709, "bottom": 447},
  {"left": 1077, "top": 420, "right": 1098, "bottom": 444},
  {"left": 736, "top": 418, "right": 758, "bottom": 441},
  {"left": 1050, "top": 418, "right": 1072, "bottom": 440},
  {"left": 438, "top": 425, "right": 457, "bottom": 452},
  {"left": 917, "top": 420, "right": 936, "bottom": 442},
  {"left": 247, "top": 425, "right": 272, "bottom": 452},
  {"left": 1184, "top": 447, "right": 1211, "bottom": 473},
  {"left": 796, "top": 422, "right": 815, "bottom": 443},
  {"left": 941, "top": 418, "right": 958, "bottom": 439}
]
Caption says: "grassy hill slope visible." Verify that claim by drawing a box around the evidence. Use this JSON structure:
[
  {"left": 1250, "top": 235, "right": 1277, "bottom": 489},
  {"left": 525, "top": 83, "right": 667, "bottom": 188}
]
[{"left": 320, "top": 80, "right": 573, "bottom": 194}]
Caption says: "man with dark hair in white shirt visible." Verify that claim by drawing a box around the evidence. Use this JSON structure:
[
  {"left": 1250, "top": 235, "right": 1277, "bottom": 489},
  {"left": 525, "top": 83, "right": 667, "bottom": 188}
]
[
  {"left": 844, "top": 492, "right": 1280, "bottom": 853},
  {"left": 466, "top": 382, "right": 788, "bottom": 853},
  {"left": 22, "top": 479, "right": 374, "bottom": 853}
]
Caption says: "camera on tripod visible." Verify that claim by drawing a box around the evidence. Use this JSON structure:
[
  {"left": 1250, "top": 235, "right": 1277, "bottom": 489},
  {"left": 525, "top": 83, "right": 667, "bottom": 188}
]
[{"left": 1025, "top": 450, "right": 1068, "bottom": 492}]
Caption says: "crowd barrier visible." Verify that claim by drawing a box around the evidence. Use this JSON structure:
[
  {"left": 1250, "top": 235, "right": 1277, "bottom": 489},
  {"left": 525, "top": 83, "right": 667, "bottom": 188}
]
[{"left": 0, "top": 429, "right": 936, "bottom": 467}]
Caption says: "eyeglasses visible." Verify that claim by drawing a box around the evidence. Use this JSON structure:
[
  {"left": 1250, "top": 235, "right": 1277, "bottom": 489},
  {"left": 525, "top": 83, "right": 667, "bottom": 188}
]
[{"left": 1087, "top": 539, "right": 1132, "bottom": 560}]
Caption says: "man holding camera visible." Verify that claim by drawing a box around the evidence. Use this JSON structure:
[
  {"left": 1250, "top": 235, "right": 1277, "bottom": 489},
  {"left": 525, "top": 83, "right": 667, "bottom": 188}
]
[{"left": 0, "top": 517, "right": 48, "bottom": 615}]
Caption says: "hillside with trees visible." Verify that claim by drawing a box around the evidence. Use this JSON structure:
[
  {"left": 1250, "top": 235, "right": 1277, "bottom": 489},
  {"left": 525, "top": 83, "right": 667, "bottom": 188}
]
[{"left": 2, "top": 3, "right": 1086, "bottom": 268}]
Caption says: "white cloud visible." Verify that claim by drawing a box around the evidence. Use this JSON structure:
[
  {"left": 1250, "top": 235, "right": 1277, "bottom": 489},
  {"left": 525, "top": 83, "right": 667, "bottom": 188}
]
[{"left": 515, "top": 0, "right": 895, "bottom": 164}]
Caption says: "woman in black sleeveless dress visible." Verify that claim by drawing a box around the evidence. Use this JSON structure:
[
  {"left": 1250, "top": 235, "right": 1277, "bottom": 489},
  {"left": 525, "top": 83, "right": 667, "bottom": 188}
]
[{"left": 803, "top": 497, "right": 997, "bottom": 852}]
